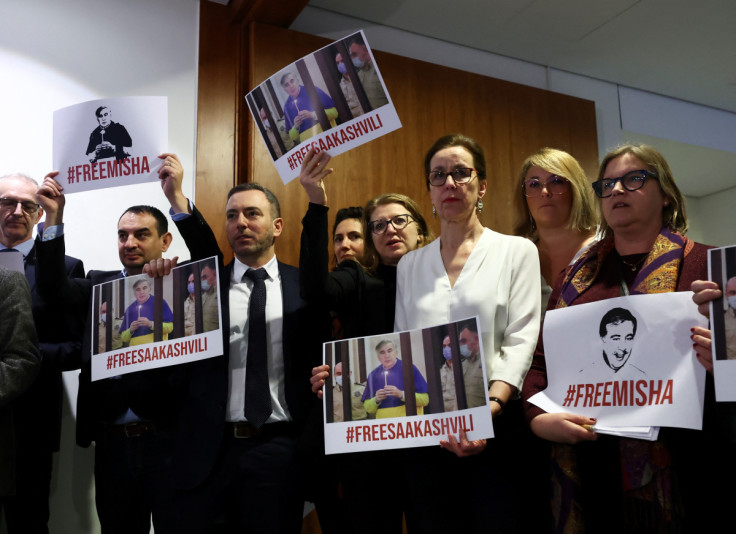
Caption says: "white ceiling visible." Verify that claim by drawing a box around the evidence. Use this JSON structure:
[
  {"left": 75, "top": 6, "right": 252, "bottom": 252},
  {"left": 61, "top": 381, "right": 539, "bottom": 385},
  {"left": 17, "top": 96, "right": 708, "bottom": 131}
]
[{"left": 305, "top": 0, "right": 736, "bottom": 199}]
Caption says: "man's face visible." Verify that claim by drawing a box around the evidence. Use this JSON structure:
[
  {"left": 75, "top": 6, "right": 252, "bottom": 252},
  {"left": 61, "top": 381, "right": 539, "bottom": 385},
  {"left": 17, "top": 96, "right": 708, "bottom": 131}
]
[
  {"left": 349, "top": 43, "right": 370, "bottom": 64},
  {"left": 100, "top": 301, "right": 107, "bottom": 320},
  {"left": 134, "top": 281, "right": 151, "bottom": 304},
  {"left": 334, "top": 362, "right": 343, "bottom": 378},
  {"left": 376, "top": 342, "right": 398, "bottom": 369},
  {"left": 201, "top": 265, "right": 217, "bottom": 290},
  {"left": 0, "top": 177, "right": 42, "bottom": 248},
  {"left": 726, "top": 277, "right": 736, "bottom": 301},
  {"left": 117, "top": 211, "right": 172, "bottom": 275},
  {"left": 97, "top": 108, "right": 112, "bottom": 128},
  {"left": 442, "top": 336, "right": 451, "bottom": 349},
  {"left": 459, "top": 328, "right": 479, "bottom": 354},
  {"left": 601, "top": 321, "right": 635, "bottom": 371},
  {"left": 281, "top": 75, "right": 300, "bottom": 98},
  {"left": 225, "top": 190, "right": 282, "bottom": 266}
]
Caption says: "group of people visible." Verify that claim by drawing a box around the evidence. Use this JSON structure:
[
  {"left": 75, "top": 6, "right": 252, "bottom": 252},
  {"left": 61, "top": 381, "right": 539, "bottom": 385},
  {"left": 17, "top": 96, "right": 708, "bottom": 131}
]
[
  {"left": 0, "top": 131, "right": 733, "bottom": 534},
  {"left": 302, "top": 135, "right": 735, "bottom": 533}
]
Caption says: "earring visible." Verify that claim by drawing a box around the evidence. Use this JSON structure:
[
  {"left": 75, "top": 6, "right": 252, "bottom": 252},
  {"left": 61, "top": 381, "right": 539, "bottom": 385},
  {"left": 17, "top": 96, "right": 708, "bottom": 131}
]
[
  {"left": 432, "top": 205, "right": 437, "bottom": 218},
  {"left": 477, "top": 199, "right": 484, "bottom": 213}
]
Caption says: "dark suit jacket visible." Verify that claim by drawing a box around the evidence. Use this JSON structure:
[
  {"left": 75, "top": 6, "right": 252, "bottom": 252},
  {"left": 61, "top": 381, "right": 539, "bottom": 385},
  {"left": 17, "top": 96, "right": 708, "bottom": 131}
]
[
  {"left": 14, "top": 240, "right": 84, "bottom": 453},
  {"left": 35, "top": 238, "right": 186, "bottom": 448},
  {"left": 171, "top": 207, "right": 326, "bottom": 490}
]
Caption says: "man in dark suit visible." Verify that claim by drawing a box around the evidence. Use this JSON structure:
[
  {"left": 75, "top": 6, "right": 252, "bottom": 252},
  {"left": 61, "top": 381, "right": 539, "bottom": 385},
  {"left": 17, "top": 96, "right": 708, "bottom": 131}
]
[
  {"left": 0, "top": 173, "right": 85, "bottom": 534},
  {"left": 156, "top": 159, "right": 325, "bottom": 533},
  {"left": 35, "top": 164, "right": 184, "bottom": 534}
]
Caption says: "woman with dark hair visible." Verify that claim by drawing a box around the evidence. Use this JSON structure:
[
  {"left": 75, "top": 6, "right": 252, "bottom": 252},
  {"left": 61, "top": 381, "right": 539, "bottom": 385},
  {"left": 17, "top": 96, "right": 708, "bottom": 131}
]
[
  {"left": 395, "top": 133, "right": 542, "bottom": 531},
  {"left": 300, "top": 149, "right": 432, "bottom": 340},
  {"left": 298, "top": 148, "right": 438, "bottom": 533},
  {"left": 514, "top": 147, "right": 598, "bottom": 312},
  {"left": 522, "top": 143, "right": 716, "bottom": 531},
  {"left": 331, "top": 206, "right": 364, "bottom": 267}
]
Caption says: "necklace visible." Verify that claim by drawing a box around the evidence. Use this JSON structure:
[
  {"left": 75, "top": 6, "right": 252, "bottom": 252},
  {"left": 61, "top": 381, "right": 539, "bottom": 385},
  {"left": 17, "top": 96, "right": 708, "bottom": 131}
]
[{"left": 619, "top": 253, "right": 647, "bottom": 272}]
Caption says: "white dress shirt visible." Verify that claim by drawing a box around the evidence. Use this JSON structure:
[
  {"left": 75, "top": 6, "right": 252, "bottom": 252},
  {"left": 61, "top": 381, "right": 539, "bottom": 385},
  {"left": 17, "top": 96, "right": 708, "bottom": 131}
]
[{"left": 227, "top": 255, "right": 291, "bottom": 423}]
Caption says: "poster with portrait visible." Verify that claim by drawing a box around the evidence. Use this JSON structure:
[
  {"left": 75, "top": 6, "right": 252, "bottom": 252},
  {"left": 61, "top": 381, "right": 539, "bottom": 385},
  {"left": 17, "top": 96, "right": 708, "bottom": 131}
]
[
  {"left": 245, "top": 30, "right": 401, "bottom": 185},
  {"left": 90, "top": 257, "right": 223, "bottom": 381},
  {"left": 528, "top": 292, "right": 707, "bottom": 431},
  {"left": 323, "top": 317, "right": 493, "bottom": 455},
  {"left": 53, "top": 96, "right": 167, "bottom": 194},
  {"left": 707, "top": 245, "right": 736, "bottom": 401}
]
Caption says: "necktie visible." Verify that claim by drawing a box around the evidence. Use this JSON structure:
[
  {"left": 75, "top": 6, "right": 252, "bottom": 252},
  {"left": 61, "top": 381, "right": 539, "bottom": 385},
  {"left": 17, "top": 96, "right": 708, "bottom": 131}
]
[{"left": 243, "top": 268, "right": 272, "bottom": 428}]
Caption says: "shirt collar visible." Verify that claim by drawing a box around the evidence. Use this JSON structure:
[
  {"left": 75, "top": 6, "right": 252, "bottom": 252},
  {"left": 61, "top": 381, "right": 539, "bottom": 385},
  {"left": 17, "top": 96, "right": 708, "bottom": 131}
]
[
  {"left": 232, "top": 254, "right": 278, "bottom": 283},
  {"left": 0, "top": 237, "right": 34, "bottom": 258}
]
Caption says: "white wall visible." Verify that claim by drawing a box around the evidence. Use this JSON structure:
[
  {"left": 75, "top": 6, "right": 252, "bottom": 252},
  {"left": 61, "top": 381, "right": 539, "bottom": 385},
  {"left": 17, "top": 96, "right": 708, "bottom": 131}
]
[{"left": 0, "top": 0, "right": 199, "bottom": 532}]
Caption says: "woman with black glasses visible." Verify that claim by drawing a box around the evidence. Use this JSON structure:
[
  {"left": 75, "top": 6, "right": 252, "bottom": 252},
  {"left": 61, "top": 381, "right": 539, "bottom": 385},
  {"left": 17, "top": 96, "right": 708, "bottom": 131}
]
[
  {"left": 298, "top": 148, "right": 438, "bottom": 534},
  {"left": 522, "top": 143, "right": 713, "bottom": 531},
  {"left": 514, "top": 148, "right": 598, "bottom": 313},
  {"left": 394, "top": 133, "right": 542, "bottom": 532}
]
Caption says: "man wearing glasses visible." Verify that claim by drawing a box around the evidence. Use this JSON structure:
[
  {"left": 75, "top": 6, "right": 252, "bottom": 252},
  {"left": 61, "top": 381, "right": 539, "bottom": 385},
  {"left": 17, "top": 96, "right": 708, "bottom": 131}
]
[{"left": 0, "top": 173, "right": 85, "bottom": 534}]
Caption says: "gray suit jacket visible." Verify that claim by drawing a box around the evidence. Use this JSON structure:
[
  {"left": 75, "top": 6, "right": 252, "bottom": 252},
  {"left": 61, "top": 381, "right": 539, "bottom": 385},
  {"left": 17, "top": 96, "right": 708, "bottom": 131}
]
[{"left": 0, "top": 268, "right": 40, "bottom": 496}]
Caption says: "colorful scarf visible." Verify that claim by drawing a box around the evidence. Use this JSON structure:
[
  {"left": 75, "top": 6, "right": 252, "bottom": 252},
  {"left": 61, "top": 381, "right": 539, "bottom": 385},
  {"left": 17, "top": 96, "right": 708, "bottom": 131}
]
[{"left": 551, "top": 226, "right": 692, "bottom": 532}]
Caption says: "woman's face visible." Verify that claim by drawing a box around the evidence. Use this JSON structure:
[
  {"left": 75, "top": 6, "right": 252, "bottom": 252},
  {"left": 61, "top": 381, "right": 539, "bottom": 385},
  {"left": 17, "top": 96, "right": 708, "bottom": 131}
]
[
  {"left": 369, "top": 202, "right": 421, "bottom": 266},
  {"left": 428, "top": 146, "right": 486, "bottom": 222},
  {"left": 333, "top": 218, "right": 364, "bottom": 264},
  {"left": 601, "top": 153, "right": 667, "bottom": 236},
  {"left": 524, "top": 165, "right": 572, "bottom": 231}
]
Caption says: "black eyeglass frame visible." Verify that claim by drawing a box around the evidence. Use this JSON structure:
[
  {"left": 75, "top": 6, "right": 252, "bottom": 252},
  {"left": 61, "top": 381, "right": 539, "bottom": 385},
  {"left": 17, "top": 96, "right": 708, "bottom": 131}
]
[
  {"left": 426, "top": 167, "right": 477, "bottom": 187},
  {"left": 592, "top": 169, "right": 658, "bottom": 199},
  {"left": 368, "top": 213, "right": 415, "bottom": 235}
]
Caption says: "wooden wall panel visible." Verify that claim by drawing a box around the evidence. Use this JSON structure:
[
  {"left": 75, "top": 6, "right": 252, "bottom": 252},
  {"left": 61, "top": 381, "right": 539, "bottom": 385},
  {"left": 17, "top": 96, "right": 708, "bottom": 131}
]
[{"left": 243, "top": 23, "right": 598, "bottom": 267}]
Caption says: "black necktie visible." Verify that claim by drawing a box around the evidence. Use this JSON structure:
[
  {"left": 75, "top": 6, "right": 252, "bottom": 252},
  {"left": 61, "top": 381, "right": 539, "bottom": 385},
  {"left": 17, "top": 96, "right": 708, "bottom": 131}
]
[{"left": 243, "top": 268, "right": 272, "bottom": 428}]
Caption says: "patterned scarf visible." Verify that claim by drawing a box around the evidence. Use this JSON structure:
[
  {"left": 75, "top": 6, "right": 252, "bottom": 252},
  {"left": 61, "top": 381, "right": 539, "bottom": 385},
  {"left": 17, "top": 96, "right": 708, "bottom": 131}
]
[
  {"left": 551, "top": 226, "right": 693, "bottom": 532},
  {"left": 557, "top": 227, "right": 691, "bottom": 308}
]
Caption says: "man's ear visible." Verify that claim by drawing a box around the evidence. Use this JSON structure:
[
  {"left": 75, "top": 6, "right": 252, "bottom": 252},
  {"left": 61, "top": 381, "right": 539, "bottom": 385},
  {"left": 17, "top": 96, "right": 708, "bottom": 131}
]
[
  {"left": 272, "top": 217, "right": 284, "bottom": 238},
  {"left": 160, "top": 232, "right": 173, "bottom": 252}
]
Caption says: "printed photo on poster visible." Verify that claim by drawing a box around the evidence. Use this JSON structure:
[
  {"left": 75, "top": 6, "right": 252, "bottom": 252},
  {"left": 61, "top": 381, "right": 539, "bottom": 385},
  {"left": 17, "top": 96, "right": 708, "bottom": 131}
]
[
  {"left": 707, "top": 245, "right": 736, "bottom": 401},
  {"left": 90, "top": 257, "right": 223, "bottom": 381},
  {"left": 245, "top": 30, "right": 401, "bottom": 185},
  {"left": 323, "top": 318, "right": 494, "bottom": 455},
  {"left": 53, "top": 96, "right": 167, "bottom": 194},
  {"left": 529, "top": 292, "right": 707, "bottom": 431}
]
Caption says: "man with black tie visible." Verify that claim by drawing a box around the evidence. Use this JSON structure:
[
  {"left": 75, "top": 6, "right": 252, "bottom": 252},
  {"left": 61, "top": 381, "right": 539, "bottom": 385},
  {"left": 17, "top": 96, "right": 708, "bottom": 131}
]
[
  {"left": 0, "top": 173, "right": 84, "bottom": 534},
  {"left": 158, "top": 165, "right": 325, "bottom": 533}
]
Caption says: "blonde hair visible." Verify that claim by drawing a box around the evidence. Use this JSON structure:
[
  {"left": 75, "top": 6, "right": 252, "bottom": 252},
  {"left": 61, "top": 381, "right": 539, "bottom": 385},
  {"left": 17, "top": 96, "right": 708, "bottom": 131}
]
[
  {"left": 596, "top": 144, "right": 687, "bottom": 237},
  {"left": 513, "top": 148, "right": 597, "bottom": 238},
  {"left": 362, "top": 193, "right": 434, "bottom": 272}
]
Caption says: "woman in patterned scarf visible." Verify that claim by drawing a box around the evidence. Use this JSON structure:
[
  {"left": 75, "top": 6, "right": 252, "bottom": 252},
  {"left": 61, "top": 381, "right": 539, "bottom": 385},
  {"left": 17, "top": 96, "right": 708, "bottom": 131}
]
[{"left": 522, "top": 143, "right": 718, "bottom": 532}]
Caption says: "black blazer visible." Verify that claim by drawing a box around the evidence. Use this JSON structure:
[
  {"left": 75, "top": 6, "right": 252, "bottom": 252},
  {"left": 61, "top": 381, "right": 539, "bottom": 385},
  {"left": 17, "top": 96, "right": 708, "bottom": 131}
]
[
  {"left": 35, "top": 238, "right": 187, "bottom": 447},
  {"left": 172, "top": 207, "right": 326, "bottom": 490}
]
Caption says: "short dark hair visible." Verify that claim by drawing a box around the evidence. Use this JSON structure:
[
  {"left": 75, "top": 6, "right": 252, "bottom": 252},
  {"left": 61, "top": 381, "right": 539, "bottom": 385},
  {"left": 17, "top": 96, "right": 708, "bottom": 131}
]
[
  {"left": 458, "top": 321, "right": 478, "bottom": 336},
  {"left": 119, "top": 205, "right": 168, "bottom": 236},
  {"left": 133, "top": 279, "right": 150, "bottom": 290},
  {"left": 349, "top": 34, "right": 366, "bottom": 49},
  {"left": 599, "top": 308, "right": 637, "bottom": 337},
  {"left": 95, "top": 106, "right": 109, "bottom": 117},
  {"left": 333, "top": 206, "right": 363, "bottom": 237},
  {"left": 279, "top": 72, "right": 296, "bottom": 87},
  {"left": 227, "top": 183, "right": 281, "bottom": 219},
  {"left": 424, "top": 133, "right": 487, "bottom": 189}
]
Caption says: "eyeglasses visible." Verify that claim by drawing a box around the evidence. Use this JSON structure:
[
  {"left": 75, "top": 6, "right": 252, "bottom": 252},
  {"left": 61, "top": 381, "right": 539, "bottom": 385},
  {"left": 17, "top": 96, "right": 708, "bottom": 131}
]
[
  {"left": 592, "top": 169, "right": 657, "bottom": 198},
  {"left": 426, "top": 167, "right": 476, "bottom": 187},
  {"left": 0, "top": 197, "right": 41, "bottom": 215},
  {"left": 522, "top": 176, "right": 570, "bottom": 197},
  {"left": 368, "top": 214, "right": 415, "bottom": 235}
]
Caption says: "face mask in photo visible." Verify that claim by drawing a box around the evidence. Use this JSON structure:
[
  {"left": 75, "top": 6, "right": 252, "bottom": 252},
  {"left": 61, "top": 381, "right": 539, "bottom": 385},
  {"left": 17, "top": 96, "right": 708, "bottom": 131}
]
[
  {"left": 335, "top": 375, "right": 343, "bottom": 387},
  {"left": 187, "top": 282, "right": 195, "bottom": 294},
  {"left": 442, "top": 346, "right": 452, "bottom": 361},
  {"left": 728, "top": 296, "right": 736, "bottom": 310},
  {"left": 201, "top": 280, "right": 211, "bottom": 292},
  {"left": 337, "top": 62, "right": 348, "bottom": 75},
  {"left": 351, "top": 57, "right": 364, "bottom": 69},
  {"left": 459, "top": 344, "right": 472, "bottom": 358}
]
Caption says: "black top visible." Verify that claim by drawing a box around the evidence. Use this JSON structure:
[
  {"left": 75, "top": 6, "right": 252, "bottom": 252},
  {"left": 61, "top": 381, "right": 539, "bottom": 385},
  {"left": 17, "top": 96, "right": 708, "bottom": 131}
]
[{"left": 300, "top": 203, "right": 396, "bottom": 338}]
